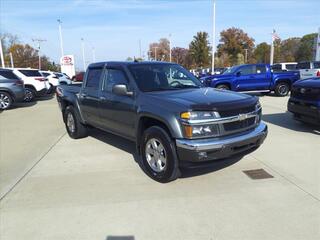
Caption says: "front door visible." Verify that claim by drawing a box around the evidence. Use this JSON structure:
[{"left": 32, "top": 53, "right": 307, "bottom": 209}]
[{"left": 99, "top": 67, "right": 136, "bottom": 139}]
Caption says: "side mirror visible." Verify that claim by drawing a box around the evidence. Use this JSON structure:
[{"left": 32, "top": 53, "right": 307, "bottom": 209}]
[
  {"left": 112, "top": 84, "right": 133, "bottom": 96},
  {"left": 236, "top": 71, "right": 241, "bottom": 77}
]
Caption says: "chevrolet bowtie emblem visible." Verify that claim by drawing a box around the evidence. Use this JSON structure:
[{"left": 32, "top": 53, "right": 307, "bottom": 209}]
[
  {"left": 300, "top": 88, "right": 306, "bottom": 94},
  {"left": 238, "top": 114, "right": 247, "bottom": 121}
]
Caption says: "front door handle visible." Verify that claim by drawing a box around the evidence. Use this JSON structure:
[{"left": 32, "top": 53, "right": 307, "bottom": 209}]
[{"left": 99, "top": 96, "right": 107, "bottom": 101}]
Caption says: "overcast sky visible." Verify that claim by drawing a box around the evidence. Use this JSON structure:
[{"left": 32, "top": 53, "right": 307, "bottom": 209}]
[{"left": 1, "top": 0, "right": 319, "bottom": 69}]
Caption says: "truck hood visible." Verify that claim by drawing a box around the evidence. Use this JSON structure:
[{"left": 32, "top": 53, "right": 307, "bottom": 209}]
[
  {"left": 293, "top": 78, "right": 320, "bottom": 88},
  {"left": 146, "top": 87, "right": 257, "bottom": 111}
]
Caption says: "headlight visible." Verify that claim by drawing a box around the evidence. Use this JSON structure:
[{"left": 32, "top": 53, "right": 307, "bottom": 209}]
[
  {"left": 255, "top": 101, "right": 262, "bottom": 123},
  {"left": 180, "top": 111, "right": 220, "bottom": 138},
  {"left": 255, "top": 101, "right": 261, "bottom": 111}
]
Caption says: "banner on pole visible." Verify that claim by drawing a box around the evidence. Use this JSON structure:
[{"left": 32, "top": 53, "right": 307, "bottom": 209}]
[{"left": 60, "top": 55, "right": 76, "bottom": 78}]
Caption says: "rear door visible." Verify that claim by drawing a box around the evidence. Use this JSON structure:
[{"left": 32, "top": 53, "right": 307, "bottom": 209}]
[
  {"left": 99, "top": 66, "right": 136, "bottom": 139},
  {"left": 296, "top": 62, "right": 312, "bottom": 79},
  {"left": 312, "top": 62, "right": 320, "bottom": 77},
  {"left": 79, "top": 67, "right": 103, "bottom": 127}
]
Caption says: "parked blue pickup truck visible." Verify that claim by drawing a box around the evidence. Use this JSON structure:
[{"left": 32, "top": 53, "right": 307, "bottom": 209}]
[
  {"left": 288, "top": 78, "right": 320, "bottom": 125},
  {"left": 200, "top": 64, "right": 300, "bottom": 97}
]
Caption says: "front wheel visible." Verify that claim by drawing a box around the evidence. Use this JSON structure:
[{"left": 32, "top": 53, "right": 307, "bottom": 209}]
[
  {"left": 0, "top": 91, "right": 13, "bottom": 110},
  {"left": 141, "top": 126, "right": 180, "bottom": 183},
  {"left": 64, "top": 106, "right": 88, "bottom": 139},
  {"left": 275, "top": 82, "right": 290, "bottom": 97},
  {"left": 215, "top": 84, "right": 230, "bottom": 90}
]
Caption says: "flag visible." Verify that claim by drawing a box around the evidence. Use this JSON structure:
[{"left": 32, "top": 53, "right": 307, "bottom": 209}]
[{"left": 272, "top": 29, "right": 280, "bottom": 41}]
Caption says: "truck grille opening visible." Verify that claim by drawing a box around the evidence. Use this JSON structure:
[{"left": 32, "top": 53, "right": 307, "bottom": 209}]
[
  {"left": 223, "top": 118, "right": 256, "bottom": 131},
  {"left": 219, "top": 105, "right": 255, "bottom": 118}
]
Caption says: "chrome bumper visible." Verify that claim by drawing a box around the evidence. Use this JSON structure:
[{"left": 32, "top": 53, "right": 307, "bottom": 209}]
[{"left": 176, "top": 122, "right": 268, "bottom": 151}]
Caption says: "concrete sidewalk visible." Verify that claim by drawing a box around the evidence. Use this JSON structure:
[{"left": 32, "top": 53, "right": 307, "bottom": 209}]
[{"left": 0, "top": 96, "right": 319, "bottom": 240}]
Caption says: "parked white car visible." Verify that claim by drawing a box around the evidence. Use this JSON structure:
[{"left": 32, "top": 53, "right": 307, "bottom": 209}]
[
  {"left": 54, "top": 72, "right": 72, "bottom": 85},
  {"left": 272, "top": 62, "right": 297, "bottom": 71},
  {"left": 40, "top": 71, "right": 59, "bottom": 88},
  {"left": 296, "top": 61, "right": 320, "bottom": 79},
  {"left": 12, "top": 68, "right": 51, "bottom": 102}
]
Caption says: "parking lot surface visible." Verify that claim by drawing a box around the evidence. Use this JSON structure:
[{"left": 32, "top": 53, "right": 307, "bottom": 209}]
[{"left": 0, "top": 95, "right": 319, "bottom": 240}]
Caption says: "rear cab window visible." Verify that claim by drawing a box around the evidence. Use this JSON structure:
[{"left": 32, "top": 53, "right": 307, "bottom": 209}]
[
  {"left": 18, "top": 70, "right": 42, "bottom": 77},
  {"left": 313, "top": 62, "right": 320, "bottom": 69},
  {"left": 296, "top": 62, "right": 311, "bottom": 70},
  {"left": 85, "top": 68, "right": 103, "bottom": 89}
]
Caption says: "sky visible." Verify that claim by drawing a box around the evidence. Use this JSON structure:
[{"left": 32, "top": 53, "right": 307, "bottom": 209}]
[{"left": 1, "top": 0, "right": 319, "bottom": 70}]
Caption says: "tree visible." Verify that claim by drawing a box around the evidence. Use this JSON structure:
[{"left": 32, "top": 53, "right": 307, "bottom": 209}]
[
  {"left": 171, "top": 47, "right": 193, "bottom": 68},
  {"left": 149, "top": 38, "right": 170, "bottom": 61},
  {"left": 189, "top": 31, "right": 211, "bottom": 68},
  {"left": 7, "top": 43, "right": 39, "bottom": 68},
  {"left": 280, "top": 37, "right": 301, "bottom": 62},
  {"left": 217, "top": 27, "right": 255, "bottom": 65},
  {"left": 254, "top": 42, "right": 270, "bottom": 63},
  {"left": 296, "top": 33, "right": 317, "bottom": 62}
]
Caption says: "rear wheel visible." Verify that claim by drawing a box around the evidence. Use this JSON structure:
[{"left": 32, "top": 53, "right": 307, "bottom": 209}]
[
  {"left": 0, "top": 91, "right": 13, "bottom": 110},
  {"left": 64, "top": 105, "right": 88, "bottom": 139},
  {"left": 24, "top": 88, "right": 36, "bottom": 102},
  {"left": 140, "top": 126, "right": 180, "bottom": 183},
  {"left": 275, "top": 82, "right": 290, "bottom": 97},
  {"left": 216, "top": 84, "right": 230, "bottom": 90}
]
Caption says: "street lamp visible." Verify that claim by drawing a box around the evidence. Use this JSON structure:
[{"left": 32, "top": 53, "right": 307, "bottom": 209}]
[
  {"left": 211, "top": 0, "right": 216, "bottom": 74},
  {"left": 57, "top": 19, "right": 64, "bottom": 57}
]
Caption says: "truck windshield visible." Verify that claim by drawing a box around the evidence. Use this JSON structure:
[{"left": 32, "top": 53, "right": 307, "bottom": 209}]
[
  {"left": 222, "top": 66, "right": 238, "bottom": 75},
  {"left": 128, "top": 64, "right": 201, "bottom": 92}
]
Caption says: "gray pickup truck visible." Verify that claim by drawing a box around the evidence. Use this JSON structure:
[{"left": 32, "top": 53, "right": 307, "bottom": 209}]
[{"left": 56, "top": 61, "right": 268, "bottom": 182}]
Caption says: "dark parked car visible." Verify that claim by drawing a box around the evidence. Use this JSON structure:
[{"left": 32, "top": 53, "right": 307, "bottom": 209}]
[
  {"left": 56, "top": 61, "right": 268, "bottom": 182},
  {"left": 72, "top": 72, "right": 84, "bottom": 82},
  {"left": 288, "top": 78, "right": 320, "bottom": 125},
  {"left": 0, "top": 69, "right": 25, "bottom": 110}
]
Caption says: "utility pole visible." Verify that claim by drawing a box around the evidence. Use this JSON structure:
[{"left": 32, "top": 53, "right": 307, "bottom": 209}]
[
  {"left": 139, "top": 39, "right": 142, "bottom": 59},
  {"left": 169, "top": 33, "right": 172, "bottom": 62},
  {"left": 212, "top": 0, "right": 216, "bottom": 75},
  {"left": 0, "top": 38, "right": 5, "bottom": 68},
  {"left": 9, "top": 52, "right": 14, "bottom": 68},
  {"left": 81, "top": 38, "right": 86, "bottom": 71},
  {"left": 92, "top": 47, "right": 96, "bottom": 63},
  {"left": 57, "top": 19, "right": 64, "bottom": 57},
  {"left": 32, "top": 38, "right": 46, "bottom": 70},
  {"left": 153, "top": 46, "right": 158, "bottom": 61},
  {"left": 244, "top": 49, "right": 248, "bottom": 63},
  {"left": 316, "top": 27, "right": 320, "bottom": 61}
]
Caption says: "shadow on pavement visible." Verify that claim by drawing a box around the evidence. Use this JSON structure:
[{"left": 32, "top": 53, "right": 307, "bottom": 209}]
[
  {"left": 89, "top": 128, "right": 246, "bottom": 179},
  {"left": 6, "top": 101, "right": 37, "bottom": 110},
  {"left": 262, "top": 112, "right": 320, "bottom": 134},
  {"left": 106, "top": 236, "right": 135, "bottom": 240}
]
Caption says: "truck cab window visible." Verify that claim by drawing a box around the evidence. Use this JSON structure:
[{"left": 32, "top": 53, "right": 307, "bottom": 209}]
[
  {"left": 256, "top": 66, "right": 266, "bottom": 74},
  {"left": 104, "top": 69, "right": 128, "bottom": 92},
  {"left": 86, "top": 68, "right": 103, "bottom": 89},
  {"left": 239, "top": 65, "right": 255, "bottom": 75}
]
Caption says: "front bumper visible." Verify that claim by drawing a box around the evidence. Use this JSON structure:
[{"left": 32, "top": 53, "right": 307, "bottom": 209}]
[
  {"left": 288, "top": 99, "right": 320, "bottom": 125},
  {"left": 176, "top": 122, "right": 268, "bottom": 162}
]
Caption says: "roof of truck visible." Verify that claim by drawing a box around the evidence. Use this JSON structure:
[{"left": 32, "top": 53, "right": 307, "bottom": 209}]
[{"left": 88, "top": 61, "right": 176, "bottom": 68}]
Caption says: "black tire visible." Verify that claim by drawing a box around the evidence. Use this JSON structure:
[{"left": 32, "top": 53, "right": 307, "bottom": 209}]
[
  {"left": 140, "top": 126, "right": 180, "bottom": 183},
  {"left": 0, "top": 91, "right": 13, "bottom": 110},
  {"left": 64, "top": 105, "right": 88, "bottom": 139},
  {"left": 275, "top": 82, "right": 290, "bottom": 97},
  {"left": 216, "top": 84, "right": 230, "bottom": 90},
  {"left": 24, "top": 87, "right": 36, "bottom": 102}
]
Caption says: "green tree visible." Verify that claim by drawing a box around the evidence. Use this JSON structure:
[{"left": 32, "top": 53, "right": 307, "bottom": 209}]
[
  {"left": 189, "top": 31, "right": 211, "bottom": 68},
  {"left": 171, "top": 47, "right": 194, "bottom": 68},
  {"left": 217, "top": 27, "right": 255, "bottom": 65},
  {"left": 280, "top": 37, "right": 301, "bottom": 62},
  {"left": 254, "top": 42, "right": 270, "bottom": 63},
  {"left": 296, "top": 33, "right": 317, "bottom": 61}
]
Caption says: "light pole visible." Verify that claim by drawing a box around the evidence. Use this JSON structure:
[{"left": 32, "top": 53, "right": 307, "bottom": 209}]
[
  {"left": 92, "top": 47, "right": 96, "bottom": 63},
  {"left": 153, "top": 46, "right": 158, "bottom": 61},
  {"left": 169, "top": 33, "right": 172, "bottom": 62},
  {"left": 81, "top": 38, "right": 86, "bottom": 71},
  {"left": 9, "top": 52, "right": 14, "bottom": 68},
  {"left": 244, "top": 49, "right": 248, "bottom": 63},
  {"left": 139, "top": 39, "right": 142, "bottom": 59},
  {"left": 0, "top": 38, "right": 5, "bottom": 68},
  {"left": 211, "top": 0, "right": 216, "bottom": 74},
  {"left": 57, "top": 19, "right": 64, "bottom": 57}
]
